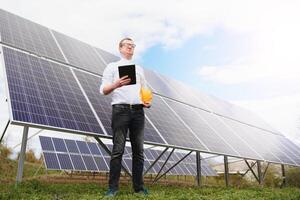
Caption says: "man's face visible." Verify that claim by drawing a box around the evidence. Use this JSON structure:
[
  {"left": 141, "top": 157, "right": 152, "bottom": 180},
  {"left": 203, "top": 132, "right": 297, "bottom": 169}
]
[{"left": 119, "top": 39, "right": 135, "bottom": 59}]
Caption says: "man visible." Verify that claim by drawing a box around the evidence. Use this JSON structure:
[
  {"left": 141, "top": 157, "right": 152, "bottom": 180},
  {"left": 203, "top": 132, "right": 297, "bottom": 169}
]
[{"left": 100, "top": 38, "right": 150, "bottom": 197}]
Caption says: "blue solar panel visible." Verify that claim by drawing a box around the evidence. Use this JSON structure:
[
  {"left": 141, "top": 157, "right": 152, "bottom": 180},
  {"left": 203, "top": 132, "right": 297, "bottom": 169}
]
[
  {"left": 65, "top": 139, "right": 80, "bottom": 153},
  {"left": 3, "top": 47, "right": 105, "bottom": 135},
  {"left": 39, "top": 136, "right": 55, "bottom": 151},
  {"left": 76, "top": 141, "right": 91, "bottom": 154},
  {"left": 52, "top": 138, "right": 68, "bottom": 152},
  {"left": 94, "top": 156, "right": 109, "bottom": 171},
  {"left": 43, "top": 152, "right": 60, "bottom": 170},
  {"left": 82, "top": 155, "right": 98, "bottom": 171},
  {"left": 70, "top": 154, "right": 86, "bottom": 171},
  {"left": 87, "top": 142, "right": 102, "bottom": 156},
  {"left": 57, "top": 153, "right": 73, "bottom": 170},
  {"left": 0, "top": 9, "right": 65, "bottom": 62}
]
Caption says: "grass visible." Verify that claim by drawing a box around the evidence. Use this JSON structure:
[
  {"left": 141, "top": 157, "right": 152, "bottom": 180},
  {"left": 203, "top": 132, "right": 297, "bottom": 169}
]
[
  {"left": 1, "top": 180, "right": 300, "bottom": 200},
  {"left": 1, "top": 155, "right": 300, "bottom": 199}
]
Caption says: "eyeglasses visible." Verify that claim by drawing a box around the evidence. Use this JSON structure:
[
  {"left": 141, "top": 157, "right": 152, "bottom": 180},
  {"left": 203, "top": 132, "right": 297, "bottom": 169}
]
[{"left": 122, "top": 43, "right": 136, "bottom": 48}]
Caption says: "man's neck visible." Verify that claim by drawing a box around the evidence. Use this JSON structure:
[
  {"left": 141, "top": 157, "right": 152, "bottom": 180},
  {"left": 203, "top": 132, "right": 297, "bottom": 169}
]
[{"left": 121, "top": 54, "right": 132, "bottom": 60}]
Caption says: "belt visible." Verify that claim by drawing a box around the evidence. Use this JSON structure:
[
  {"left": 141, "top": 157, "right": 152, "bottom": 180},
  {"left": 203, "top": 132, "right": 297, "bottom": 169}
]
[{"left": 112, "top": 104, "right": 144, "bottom": 109}]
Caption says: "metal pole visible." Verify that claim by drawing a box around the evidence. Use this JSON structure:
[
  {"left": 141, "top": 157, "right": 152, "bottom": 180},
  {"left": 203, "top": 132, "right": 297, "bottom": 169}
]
[
  {"left": 196, "top": 151, "right": 201, "bottom": 187},
  {"left": 244, "top": 160, "right": 259, "bottom": 182},
  {"left": 153, "top": 148, "right": 175, "bottom": 182},
  {"left": 0, "top": 120, "right": 10, "bottom": 143},
  {"left": 94, "top": 137, "right": 132, "bottom": 177},
  {"left": 224, "top": 155, "right": 229, "bottom": 187},
  {"left": 281, "top": 164, "right": 286, "bottom": 188},
  {"left": 257, "top": 161, "right": 262, "bottom": 185},
  {"left": 143, "top": 147, "right": 169, "bottom": 176},
  {"left": 16, "top": 126, "right": 29, "bottom": 183}
]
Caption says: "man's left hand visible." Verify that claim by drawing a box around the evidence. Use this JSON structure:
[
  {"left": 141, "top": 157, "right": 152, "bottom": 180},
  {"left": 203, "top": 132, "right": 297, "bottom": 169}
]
[{"left": 143, "top": 103, "right": 151, "bottom": 108}]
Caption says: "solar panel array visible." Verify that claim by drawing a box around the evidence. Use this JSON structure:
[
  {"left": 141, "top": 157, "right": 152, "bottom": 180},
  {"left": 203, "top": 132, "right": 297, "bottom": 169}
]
[
  {"left": 1, "top": 8, "right": 300, "bottom": 168},
  {"left": 39, "top": 136, "right": 217, "bottom": 176}
]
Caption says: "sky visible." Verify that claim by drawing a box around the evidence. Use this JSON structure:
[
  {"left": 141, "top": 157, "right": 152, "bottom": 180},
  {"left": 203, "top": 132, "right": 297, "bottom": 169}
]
[{"left": 0, "top": 0, "right": 300, "bottom": 157}]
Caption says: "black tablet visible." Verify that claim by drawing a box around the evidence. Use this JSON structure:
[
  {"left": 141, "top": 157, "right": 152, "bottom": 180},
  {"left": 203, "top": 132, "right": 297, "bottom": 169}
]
[{"left": 118, "top": 65, "right": 136, "bottom": 85}]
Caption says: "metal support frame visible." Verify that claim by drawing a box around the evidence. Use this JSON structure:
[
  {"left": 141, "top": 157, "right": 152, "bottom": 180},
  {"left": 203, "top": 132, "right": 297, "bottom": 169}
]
[
  {"left": 280, "top": 164, "right": 286, "bottom": 188},
  {"left": 257, "top": 161, "right": 262, "bottom": 185},
  {"left": 143, "top": 147, "right": 169, "bottom": 176},
  {"left": 244, "top": 160, "right": 259, "bottom": 182},
  {"left": 94, "top": 137, "right": 132, "bottom": 178},
  {"left": 224, "top": 155, "right": 229, "bottom": 187},
  {"left": 16, "top": 126, "right": 29, "bottom": 183},
  {"left": 152, "top": 148, "right": 175, "bottom": 182},
  {"left": 0, "top": 120, "right": 10, "bottom": 143},
  {"left": 241, "top": 161, "right": 257, "bottom": 178},
  {"left": 196, "top": 151, "right": 201, "bottom": 186},
  {"left": 262, "top": 162, "right": 270, "bottom": 181},
  {"left": 152, "top": 151, "right": 193, "bottom": 184}
]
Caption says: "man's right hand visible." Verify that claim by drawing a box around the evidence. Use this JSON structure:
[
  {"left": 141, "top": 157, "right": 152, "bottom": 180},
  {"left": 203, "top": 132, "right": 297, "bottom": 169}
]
[
  {"left": 102, "top": 76, "right": 131, "bottom": 95},
  {"left": 113, "top": 76, "right": 131, "bottom": 89}
]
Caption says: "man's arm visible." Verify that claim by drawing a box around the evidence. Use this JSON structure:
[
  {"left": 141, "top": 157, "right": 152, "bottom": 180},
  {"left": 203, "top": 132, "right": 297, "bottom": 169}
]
[{"left": 102, "top": 76, "right": 131, "bottom": 95}]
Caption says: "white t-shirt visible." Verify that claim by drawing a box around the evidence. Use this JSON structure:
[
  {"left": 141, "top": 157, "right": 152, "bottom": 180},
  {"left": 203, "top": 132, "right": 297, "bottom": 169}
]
[{"left": 99, "top": 58, "right": 146, "bottom": 105}]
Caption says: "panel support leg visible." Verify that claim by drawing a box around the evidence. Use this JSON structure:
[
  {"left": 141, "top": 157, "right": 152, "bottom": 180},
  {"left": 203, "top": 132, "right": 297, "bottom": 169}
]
[
  {"left": 224, "top": 155, "right": 229, "bottom": 187},
  {"left": 257, "top": 161, "right": 262, "bottom": 185},
  {"left": 94, "top": 137, "right": 132, "bottom": 177},
  {"left": 16, "top": 126, "right": 29, "bottom": 184},
  {"left": 0, "top": 120, "right": 10, "bottom": 143},
  {"left": 196, "top": 151, "right": 201, "bottom": 187},
  {"left": 280, "top": 164, "right": 286, "bottom": 188}
]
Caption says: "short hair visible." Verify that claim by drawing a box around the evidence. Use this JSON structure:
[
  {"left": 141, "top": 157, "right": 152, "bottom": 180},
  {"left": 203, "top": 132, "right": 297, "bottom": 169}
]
[{"left": 119, "top": 37, "right": 133, "bottom": 48}]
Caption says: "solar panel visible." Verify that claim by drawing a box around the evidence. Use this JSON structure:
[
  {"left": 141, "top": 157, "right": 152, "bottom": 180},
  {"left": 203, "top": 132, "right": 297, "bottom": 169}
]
[
  {"left": 73, "top": 69, "right": 166, "bottom": 144},
  {"left": 43, "top": 152, "right": 60, "bottom": 170},
  {"left": 65, "top": 139, "right": 80, "bottom": 153},
  {"left": 39, "top": 136, "right": 55, "bottom": 151},
  {"left": 144, "top": 95, "right": 208, "bottom": 151},
  {"left": 39, "top": 136, "right": 216, "bottom": 176},
  {"left": 52, "top": 138, "right": 68, "bottom": 152},
  {"left": 163, "top": 98, "right": 238, "bottom": 156},
  {"left": 3, "top": 47, "right": 105, "bottom": 135},
  {"left": 57, "top": 153, "right": 73, "bottom": 170},
  {"left": 70, "top": 154, "right": 86, "bottom": 171},
  {"left": 82, "top": 155, "right": 98, "bottom": 171},
  {"left": 76, "top": 141, "right": 91, "bottom": 154},
  {"left": 94, "top": 47, "right": 120, "bottom": 64},
  {"left": 52, "top": 31, "right": 106, "bottom": 75},
  {"left": 0, "top": 9, "right": 65, "bottom": 62}
]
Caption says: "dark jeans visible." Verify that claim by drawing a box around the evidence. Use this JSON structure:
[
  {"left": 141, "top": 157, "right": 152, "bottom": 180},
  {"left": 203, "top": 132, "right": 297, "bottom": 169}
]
[{"left": 109, "top": 104, "right": 145, "bottom": 192}]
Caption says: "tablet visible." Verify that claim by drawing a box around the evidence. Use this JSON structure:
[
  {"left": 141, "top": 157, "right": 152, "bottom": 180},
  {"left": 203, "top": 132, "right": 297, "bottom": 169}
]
[{"left": 118, "top": 64, "right": 136, "bottom": 85}]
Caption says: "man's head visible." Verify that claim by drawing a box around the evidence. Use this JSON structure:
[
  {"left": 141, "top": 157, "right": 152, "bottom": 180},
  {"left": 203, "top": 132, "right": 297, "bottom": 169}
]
[{"left": 119, "top": 37, "right": 136, "bottom": 60}]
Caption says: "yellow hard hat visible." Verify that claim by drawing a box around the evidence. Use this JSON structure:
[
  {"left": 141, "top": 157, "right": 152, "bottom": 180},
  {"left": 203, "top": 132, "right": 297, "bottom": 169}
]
[{"left": 140, "top": 87, "right": 153, "bottom": 104}]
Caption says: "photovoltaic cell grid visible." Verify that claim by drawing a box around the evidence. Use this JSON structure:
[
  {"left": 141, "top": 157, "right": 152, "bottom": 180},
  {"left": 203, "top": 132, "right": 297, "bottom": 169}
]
[
  {"left": 39, "top": 136, "right": 109, "bottom": 171},
  {"left": 52, "top": 31, "right": 106, "bottom": 75},
  {"left": 73, "top": 69, "right": 166, "bottom": 144},
  {"left": 39, "top": 136, "right": 217, "bottom": 176},
  {"left": 144, "top": 95, "right": 208, "bottom": 151},
  {"left": 0, "top": 9, "right": 65, "bottom": 62},
  {"left": 3, "top": 47, "right": 104, "bottom": 134},
  {"left": 0, "top": 8, "right": 280, "bottom": 135}
]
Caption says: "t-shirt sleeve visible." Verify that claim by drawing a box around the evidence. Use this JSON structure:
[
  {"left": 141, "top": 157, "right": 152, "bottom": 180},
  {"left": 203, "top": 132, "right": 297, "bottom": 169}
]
[{"left": 99, "top": 64, "right": 113, "bottom": 94}]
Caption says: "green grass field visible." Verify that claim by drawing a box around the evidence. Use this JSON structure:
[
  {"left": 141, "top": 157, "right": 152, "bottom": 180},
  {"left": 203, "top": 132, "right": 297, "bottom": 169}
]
[
  {"left": 1, "top": 153, "right": 300, "bottom": 199},
  {"left": 1, "top": 180, "right": 300, "bottom": 200}
]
